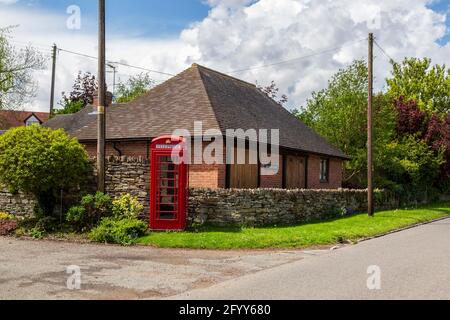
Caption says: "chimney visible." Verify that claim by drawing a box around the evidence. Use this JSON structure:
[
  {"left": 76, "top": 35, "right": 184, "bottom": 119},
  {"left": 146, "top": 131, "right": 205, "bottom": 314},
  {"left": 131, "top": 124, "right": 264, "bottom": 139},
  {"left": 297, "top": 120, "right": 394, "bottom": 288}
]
[{"left": 92, "top": 90, "right": 113, "bottom": 108}]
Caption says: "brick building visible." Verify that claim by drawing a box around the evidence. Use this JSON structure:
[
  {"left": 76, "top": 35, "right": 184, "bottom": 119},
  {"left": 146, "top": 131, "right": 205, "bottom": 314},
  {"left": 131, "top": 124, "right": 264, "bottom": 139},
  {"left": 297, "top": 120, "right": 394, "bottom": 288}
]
[
  {"left": 45, "top": 64, "right": 348, "bottom": 189},
  {"left": 0, "top": 110, "right": 49, "bottom": 135}
]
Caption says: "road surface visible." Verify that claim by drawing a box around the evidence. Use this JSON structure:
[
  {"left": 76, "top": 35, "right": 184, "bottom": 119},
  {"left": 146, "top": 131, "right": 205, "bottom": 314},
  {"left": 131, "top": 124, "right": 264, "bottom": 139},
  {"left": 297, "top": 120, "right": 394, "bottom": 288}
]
[
  {"left": 175, "top": 218, "right": 450, "bottom": 300},
  {"left": 1, "top": 218, "right": 449, "bottom": 300}
]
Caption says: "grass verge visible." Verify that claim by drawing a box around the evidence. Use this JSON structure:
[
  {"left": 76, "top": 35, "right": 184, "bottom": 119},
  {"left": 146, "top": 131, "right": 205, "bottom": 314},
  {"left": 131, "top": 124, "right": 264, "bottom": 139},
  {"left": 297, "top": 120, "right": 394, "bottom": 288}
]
[{"left": 137, "top": 202, "right": 450, "bottom": 250}]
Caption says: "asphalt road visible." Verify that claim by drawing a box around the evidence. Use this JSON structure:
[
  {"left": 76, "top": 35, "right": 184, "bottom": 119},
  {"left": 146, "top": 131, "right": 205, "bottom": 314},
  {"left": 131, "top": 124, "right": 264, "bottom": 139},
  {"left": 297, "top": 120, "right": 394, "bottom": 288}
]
[
  {"left": 1, "top": 218, "right": 449, "bottom": 300},
  {"left": 175, "top": 218, "right": 450, "bottom": 300}
]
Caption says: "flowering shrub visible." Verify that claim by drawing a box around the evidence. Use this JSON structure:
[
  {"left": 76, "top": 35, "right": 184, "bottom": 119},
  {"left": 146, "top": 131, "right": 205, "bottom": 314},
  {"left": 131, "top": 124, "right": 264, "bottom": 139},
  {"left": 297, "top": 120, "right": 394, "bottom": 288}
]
[{"left": 112, "top": 194, "right": 144, "bottom": 219}]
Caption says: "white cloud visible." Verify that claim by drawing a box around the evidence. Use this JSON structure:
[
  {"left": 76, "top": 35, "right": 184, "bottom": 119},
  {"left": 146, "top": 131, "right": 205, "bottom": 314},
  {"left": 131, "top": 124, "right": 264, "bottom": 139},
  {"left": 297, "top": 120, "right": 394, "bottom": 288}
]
[
  {"left": 0, "top": 0, "right": 18, "bottom": 5},
  {"left": 1, "top": 0, "right": 449, "bottom": 112}
]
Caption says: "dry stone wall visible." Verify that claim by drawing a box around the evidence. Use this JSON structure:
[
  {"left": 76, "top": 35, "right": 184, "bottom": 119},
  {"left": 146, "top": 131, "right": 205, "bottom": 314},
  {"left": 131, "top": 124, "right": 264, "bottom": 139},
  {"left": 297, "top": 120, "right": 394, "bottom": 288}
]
[
  {"left": 1, "top": 157, "right": 400, "bottom": 227},
  {"left": 188, "top": 188, "right": 398, "bottom": 227}
]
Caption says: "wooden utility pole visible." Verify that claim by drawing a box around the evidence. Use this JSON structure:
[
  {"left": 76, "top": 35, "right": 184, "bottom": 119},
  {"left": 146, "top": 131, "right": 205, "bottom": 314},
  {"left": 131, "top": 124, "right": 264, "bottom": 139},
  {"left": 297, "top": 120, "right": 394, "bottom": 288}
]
[
  {"left": 49, "top": 44, "right": 57, "bottom": 116},
  {"left": 97, "top": 0, "right": 106, "bottom": 193},
  {"left": 368, "top": 33, "right": 374, "bottom": 217}
]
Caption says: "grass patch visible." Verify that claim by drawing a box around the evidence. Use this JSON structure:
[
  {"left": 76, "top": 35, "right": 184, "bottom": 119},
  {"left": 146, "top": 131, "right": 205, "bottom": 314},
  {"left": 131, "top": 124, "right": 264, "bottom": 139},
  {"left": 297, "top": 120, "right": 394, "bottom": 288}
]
[{"left": 137, "top": 202, "right": 450, "bottom": 250}]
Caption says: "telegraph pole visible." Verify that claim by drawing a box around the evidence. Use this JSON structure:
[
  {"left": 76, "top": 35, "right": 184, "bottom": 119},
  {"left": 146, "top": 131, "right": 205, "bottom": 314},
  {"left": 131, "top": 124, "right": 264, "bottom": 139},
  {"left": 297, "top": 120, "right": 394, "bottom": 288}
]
[
  {"left": 97, "top": 0, "right": 106, "bottom": 193},
  {"left": 368, "top": 33, "right": 374, "bottom": 217},
  {"left": 49, "top": 44, "right": 57, "bottom": 116}
]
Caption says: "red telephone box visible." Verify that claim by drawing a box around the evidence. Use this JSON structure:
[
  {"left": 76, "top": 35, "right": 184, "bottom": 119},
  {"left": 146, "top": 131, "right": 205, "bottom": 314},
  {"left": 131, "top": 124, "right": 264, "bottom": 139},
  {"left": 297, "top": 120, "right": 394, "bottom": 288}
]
[{"left": 150, "top": 136, "right": 189, "bottom": 231}]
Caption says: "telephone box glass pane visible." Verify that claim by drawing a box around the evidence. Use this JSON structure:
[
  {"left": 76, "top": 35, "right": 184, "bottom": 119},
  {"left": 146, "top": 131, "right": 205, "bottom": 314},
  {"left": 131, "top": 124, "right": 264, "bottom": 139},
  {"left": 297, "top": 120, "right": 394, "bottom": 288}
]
[{"left": 157, "top": 155, "right": 178, "bottom": 221}]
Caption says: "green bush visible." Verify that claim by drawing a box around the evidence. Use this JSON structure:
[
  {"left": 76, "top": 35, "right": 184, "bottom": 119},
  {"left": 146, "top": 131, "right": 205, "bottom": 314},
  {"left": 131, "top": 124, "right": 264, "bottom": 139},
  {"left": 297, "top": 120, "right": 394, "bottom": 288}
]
[
  {"left": 0, "top": 126, "right": 89, "bottom": 216},
  {"left": 66, "top": 192, "right": 112, "bottom": 231},
  {"left": 112, "top": 194, "right": 144, "bottom": 219},
  {"left": 89, "top": 217, "right": 148, "bottom": 246}
]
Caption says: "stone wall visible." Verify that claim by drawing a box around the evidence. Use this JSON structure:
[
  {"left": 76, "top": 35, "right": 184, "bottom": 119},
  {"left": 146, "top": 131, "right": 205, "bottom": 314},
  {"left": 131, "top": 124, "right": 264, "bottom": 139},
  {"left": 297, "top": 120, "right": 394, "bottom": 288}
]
[
  {"left": 0, "top": 189, "right": 37, "bottom": 216},
  {"left": 0, "top": 157, "right": 400, "bottom": 228},
  {"left": 188, "top": 188, "right": 398, "bottom": 227},
  {"left": 91, "top": 156, "right": 151, "bottom": 215}
]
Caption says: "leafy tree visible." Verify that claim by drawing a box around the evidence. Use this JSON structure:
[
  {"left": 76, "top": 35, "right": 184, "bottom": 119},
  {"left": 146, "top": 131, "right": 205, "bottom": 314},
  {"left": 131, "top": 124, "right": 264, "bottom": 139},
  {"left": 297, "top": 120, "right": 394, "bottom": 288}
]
[
  {"left": 0, "top": 126, "right": 89, "bottom": 215},
  {"left": 378, "top": 135, "right": 444, "bottom": 201},
  {"left": 394, "top": 98, "right": 450, "bottom": 189},
  {"left": 57, "top": 71, "right": 97, "bottom": 114},
  {"left": 394, "top": 98, "right": 427, "bottom": 136},
  {"left": 257, "top": 81, "right": 288, "bottom": 106},
  {"left": 387, "top": 57, "right": 450, "bottom": 114},
  {"left": 0, "top": 27, "right": 45, "bottom": 109},
  {"left": 115, "top": 73, "right": 154, "bottom": 103},
  {"left": 54, "top": 100, "right": 85, "bottom": 115},
  {"left": 294, "top": 60, "right": 395, "bottom": 187}
]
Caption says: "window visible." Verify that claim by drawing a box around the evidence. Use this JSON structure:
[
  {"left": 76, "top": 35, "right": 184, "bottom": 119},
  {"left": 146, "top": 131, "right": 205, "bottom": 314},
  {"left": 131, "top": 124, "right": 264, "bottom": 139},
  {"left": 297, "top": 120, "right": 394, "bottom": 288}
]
[
  {"left": 25, "top": 115, "right": 41, "bottom": 127},
  {"left": 320, "top": 158, "right": 329, "bottom": 183}
]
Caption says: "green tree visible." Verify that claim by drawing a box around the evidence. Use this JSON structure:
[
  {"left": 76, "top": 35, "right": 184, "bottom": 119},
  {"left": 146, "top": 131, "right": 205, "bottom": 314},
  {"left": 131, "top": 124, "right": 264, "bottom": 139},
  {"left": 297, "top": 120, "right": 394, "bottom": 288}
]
[
  {"left": 0, "top": 126, "right": 89, "bottom": 215},
  {"left": 56, "top": 71, "right": 97, "bottom": 114},
  {"left": 0, "top": 27, "right": 45, "bottom": 110},
  {"left": 54, "top": 100, "right": 84, "bottom": 115},
  {"left": 378, "top": 135, "right": 444, "bottom": 201},
  {"left": 294, "top": 60, "right": 396, "bottom": 187},
  {"left": 386, "top": 57, "right": 450, "bottom": 114},
  {"left": 115, "top": 73, "right": 154, "bottom": 103}
]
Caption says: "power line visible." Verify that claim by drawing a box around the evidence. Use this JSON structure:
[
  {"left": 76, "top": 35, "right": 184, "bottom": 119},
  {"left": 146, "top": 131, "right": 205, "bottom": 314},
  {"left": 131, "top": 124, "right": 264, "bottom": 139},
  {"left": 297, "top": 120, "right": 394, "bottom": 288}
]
[
  {"left": 228, "top": 38, "right": 367, "bottom": 74},
  {"left": 57, "top": 47, "right": 175, "bottom": 77},
  {"left": 374, "top": 40, "right": 395, "bottom": 63}
]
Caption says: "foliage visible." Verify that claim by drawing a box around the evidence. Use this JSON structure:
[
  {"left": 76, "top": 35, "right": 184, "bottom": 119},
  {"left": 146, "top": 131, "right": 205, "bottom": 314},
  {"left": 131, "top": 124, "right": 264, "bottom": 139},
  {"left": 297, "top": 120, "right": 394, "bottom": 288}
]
[
  {"left": 112, "top": 194, "right": 144, "bottom": 219},
  {"left": 294, "top": 60, "right": 396, "bottom": 187},
  {"left": 54, "top": 100, "right": 84, "bottom": 115},
  {"left": 393, "top": 98, "right": 450, "bottom": 189},
  {"left": 386, "top": 57, "right": 450, "bottom": 114},
  {"left": 57, "top": 71, "right": 97, "bottom": 114},
  {"left": 115, "top": 73, "right": 154, "bottom": 103},
  {"left": 378, "top": 136, "right": 444, "bottom": 192},
  {"left": 89, "top": 217, "right": 148, "bottom": 245},
  {"left": 66, "top": 192, "right": 112, "bottom": 231},
  {"left": 257, "top": 80, "right": 288, "bottom": 106},
  {"left": 0, "top": 27, "right": 45, "bottom": 109},
  {"left": 394, "top": 98, "right": 427, "bottom": 136},
  {"left": 0, "top": 212, "right": 14, "bottom": 220},
  {"left": 0, "top": 126, "right": 89, "bottom": 215}
]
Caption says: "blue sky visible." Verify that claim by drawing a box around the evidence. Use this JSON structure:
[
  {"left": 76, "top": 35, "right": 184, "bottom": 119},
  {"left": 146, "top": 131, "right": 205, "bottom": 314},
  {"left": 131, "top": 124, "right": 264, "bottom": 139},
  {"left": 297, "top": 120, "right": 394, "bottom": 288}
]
[
  {"left": 2, "top": 0, "right": 449, "bottom": 112},
  {"left": 17, "top": 0, "right": 211, "bottom": 37},
  {"left": 427, "top": 0, "right": 450, "bottom": 45}
]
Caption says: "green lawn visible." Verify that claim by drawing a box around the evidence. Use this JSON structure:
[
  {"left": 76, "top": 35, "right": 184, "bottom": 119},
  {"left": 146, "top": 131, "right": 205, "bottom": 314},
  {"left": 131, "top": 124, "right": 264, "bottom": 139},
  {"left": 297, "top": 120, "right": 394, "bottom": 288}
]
[{"left": 137, "top": 202, "right": 450, "bottom": 250}]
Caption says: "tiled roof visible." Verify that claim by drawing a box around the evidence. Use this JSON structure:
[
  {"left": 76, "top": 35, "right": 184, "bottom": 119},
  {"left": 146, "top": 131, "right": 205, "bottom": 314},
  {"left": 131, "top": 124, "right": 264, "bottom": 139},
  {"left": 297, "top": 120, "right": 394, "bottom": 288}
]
[{"left": 45, "top": 64, "right": 348, "bottom": 159}]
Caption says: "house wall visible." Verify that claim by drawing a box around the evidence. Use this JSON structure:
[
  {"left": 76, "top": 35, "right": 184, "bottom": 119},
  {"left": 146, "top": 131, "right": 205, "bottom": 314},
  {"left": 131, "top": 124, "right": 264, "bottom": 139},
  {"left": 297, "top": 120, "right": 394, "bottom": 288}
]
[
  {"left": 84, "top": 141, "right": 149, "bottom": 158},
  {"left": 259, "top": 154, "right": 283, "bottom": 188},
  {"left": 307, "top": 155, "right": 343, "bottom": 189},
  {"left": 84, "top": 141, "right": 226, "bottom": 190},
  {"left": 82, "top": 141, "right": 343, "bottom": 190}
]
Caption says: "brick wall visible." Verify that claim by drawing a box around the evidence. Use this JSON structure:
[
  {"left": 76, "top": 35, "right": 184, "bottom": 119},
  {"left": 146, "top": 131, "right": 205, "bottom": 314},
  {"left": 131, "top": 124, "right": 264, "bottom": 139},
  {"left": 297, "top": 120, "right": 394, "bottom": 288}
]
[
  {"left": 260, "top": 154, "right": 283, "bottom": 188},
  {"left": 84, "top": 141, "right": 150, "bottom": 158},
  {"left": 307, "top": 155, "right": 343, "bottom": 189},
  {"left": 84, "top": 141, "right": 344, "bottom": 190}
]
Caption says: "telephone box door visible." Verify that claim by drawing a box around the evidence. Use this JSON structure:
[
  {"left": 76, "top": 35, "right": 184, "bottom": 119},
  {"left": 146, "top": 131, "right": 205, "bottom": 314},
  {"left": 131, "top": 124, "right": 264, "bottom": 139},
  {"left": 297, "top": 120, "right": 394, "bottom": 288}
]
[{"left": 150, "top": 136, "right": 188, "bottom": 231}]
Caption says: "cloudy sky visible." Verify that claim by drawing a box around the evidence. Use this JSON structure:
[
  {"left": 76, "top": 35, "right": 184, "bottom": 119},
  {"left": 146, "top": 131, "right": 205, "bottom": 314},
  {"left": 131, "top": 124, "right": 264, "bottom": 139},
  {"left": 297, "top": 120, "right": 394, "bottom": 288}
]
[{"left": 1, "top": 0, "right": 449, "bottom": 112}]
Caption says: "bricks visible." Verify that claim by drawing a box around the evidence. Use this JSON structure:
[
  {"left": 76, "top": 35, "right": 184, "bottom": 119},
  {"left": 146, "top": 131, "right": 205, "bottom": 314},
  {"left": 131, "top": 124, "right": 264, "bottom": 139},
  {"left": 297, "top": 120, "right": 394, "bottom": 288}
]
[
  {"left": 307, "top": 155, "right": 343, "bottom": 189},
  {"left": 82, "top": 142, "right": 344, "bottom": 190}
]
